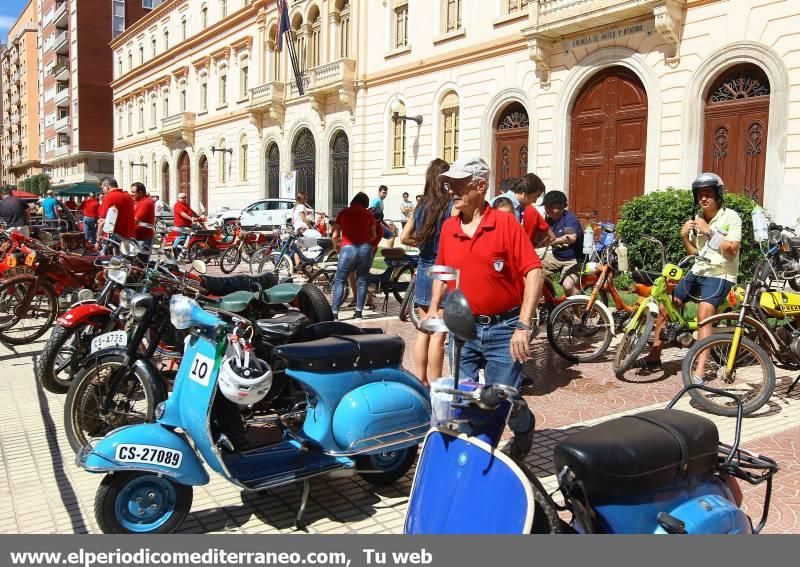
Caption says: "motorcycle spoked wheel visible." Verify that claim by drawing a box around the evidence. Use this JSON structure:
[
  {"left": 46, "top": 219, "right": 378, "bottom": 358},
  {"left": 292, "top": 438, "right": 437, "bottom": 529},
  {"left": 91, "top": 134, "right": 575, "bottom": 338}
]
[
  {"left": 95, "top": 471, "right": 192, "bottom": 534},
  {"left": 64, "top": 353, "right": 165, "bottom": 454},
  {"left": 38, "top": 323, "right": 101, "bottom": 394},
  {"left": 546, "top": 298, "right": 614, "bottom": 363},
  {"left": 0, "top": 275, "right": 59, "bottom": 344},
  {"left": 356, "top": 445, "right": 419, "bottom": 486}
]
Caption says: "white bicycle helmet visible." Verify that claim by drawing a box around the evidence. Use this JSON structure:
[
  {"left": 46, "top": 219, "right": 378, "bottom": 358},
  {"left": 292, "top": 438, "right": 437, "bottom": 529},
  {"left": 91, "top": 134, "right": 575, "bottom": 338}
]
[{"left": 218, "top": 355, "right": 273, "bottom": 406}]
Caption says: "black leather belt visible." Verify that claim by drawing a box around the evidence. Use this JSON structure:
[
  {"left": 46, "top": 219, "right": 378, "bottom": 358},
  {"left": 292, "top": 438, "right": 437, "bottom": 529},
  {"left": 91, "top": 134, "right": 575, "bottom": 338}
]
[{"left": 475, "top": 306, "right": 521, "bottom": 326}]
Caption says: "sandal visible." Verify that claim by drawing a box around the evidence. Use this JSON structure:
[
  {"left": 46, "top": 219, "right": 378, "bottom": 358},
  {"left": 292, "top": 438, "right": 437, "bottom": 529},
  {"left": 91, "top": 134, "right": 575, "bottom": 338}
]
[{"left": 633, "top": 357, "right": 662, "bottom": 369}]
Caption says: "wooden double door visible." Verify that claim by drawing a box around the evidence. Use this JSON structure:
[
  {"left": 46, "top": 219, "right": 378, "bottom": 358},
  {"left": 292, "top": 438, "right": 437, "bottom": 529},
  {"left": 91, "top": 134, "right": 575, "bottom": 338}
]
[{"left": 569, "top": 67, "right": 647, "bottom": 224}]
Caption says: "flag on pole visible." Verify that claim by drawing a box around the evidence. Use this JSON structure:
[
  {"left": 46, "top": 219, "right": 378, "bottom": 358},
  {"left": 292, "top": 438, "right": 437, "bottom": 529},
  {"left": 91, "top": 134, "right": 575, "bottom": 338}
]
[
  {"left": 276, "top": 0, "right": 305, "bottom": 96},
  {"left": 276, "top": 0, "right": 291, "bottom": 52}
]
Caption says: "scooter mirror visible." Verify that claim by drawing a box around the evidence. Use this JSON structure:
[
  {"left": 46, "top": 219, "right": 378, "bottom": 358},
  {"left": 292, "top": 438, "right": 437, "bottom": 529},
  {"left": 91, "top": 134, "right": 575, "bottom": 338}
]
[
  {"left": 119, "top": 238, "right": 141, "bottom": 257},
  {"left": 192, "top": 259, "right": 208, "bottom": 274},
  {"left": 443, "top": 289, "right": 476, "bottom": 343}
]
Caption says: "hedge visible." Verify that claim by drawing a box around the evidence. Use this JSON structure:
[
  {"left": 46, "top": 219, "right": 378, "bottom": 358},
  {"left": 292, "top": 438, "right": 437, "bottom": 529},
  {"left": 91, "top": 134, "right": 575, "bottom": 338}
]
[{"left": 616, "top": 188, "right": 761, "bottom": 281}]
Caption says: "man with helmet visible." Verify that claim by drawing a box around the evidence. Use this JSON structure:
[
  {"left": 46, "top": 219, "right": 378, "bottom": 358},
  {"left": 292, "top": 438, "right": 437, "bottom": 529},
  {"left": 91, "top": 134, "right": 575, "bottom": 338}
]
[
  {"left": 536, "top": 190, "right": 584, "bottom": 297},
  {"left": 637, "top": 172, "right": 742, "bottom": 374}
]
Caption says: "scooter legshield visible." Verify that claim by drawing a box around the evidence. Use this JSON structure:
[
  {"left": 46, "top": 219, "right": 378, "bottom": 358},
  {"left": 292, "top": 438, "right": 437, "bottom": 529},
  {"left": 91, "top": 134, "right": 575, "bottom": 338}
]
[
  {"left": 404, "top": 429, "right": 534, "bottom": 534},
  {"left": 77, "top": 423, "right": 209, "bottom": 486}
]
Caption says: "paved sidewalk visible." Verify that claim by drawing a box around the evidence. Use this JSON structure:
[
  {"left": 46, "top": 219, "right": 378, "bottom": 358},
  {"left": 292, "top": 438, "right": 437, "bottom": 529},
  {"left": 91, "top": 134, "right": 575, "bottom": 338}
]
[{"left": 2, "top": 304, "right": 800, "bottom": 533}]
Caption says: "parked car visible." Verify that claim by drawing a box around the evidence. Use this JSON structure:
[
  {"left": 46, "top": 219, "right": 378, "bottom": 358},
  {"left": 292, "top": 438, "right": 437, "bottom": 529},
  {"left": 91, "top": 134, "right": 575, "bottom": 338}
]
[{"left": 210, "top": 198, "right": 297, "bottom": 230}]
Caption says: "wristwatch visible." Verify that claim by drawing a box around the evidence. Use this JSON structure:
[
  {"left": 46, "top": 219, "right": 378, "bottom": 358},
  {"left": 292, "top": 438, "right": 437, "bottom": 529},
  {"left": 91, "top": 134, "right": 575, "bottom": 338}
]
[{"left": 516, "top": 321, "right": 533, "bottom": 331}]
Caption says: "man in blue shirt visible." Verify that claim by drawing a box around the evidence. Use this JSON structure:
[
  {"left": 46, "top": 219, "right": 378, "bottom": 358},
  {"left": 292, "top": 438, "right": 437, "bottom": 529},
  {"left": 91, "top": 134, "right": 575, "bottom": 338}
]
[
  {"left": 42, "top": 190, "right": 59, "bottom": 220},
  {"left": 536, "top": 190, "right": 583, "bottom": 296},
  {"left": 368, "top": 185, "right": 395, "bottom": 248}
]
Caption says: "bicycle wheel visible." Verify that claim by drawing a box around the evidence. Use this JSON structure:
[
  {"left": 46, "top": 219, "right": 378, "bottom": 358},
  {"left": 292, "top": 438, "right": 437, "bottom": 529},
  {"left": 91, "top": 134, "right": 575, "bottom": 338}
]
[
  {"left": 612, "top": 309, "right": 654, "bottom": 376},
  {"left": 390, "top": 264, "right": 415, "bottom": 304},
  {"left": 219, "top": 246, "right": 241, "bottom": 274},
  {"left": 248, "top": 245, "right": 273, "bottom": 274},
  {"left": 399, "top": 273, "right": 416, "bottom": 323},
  {"left": 307, "top": 267, "right": 349, "bottom": 305},
  {"left": 682, "top": 334, "right": 775, "bottom": 416},
  {"left": 258, "top": 253, "right": 293, "bottom": 280},
  {"left": 547, "top": 298, "right": 614, "bottom": 363},
  {"left": 0, "top": 276, "right": 59, "bottom": 345}
]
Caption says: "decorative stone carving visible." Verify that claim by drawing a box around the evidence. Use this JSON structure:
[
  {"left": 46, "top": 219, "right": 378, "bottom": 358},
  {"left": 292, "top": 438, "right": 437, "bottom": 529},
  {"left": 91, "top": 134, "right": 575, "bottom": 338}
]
[
  {"left": 525, "top": 33, "right": 553, "bottom": 87},
  {"left": 653, "top": 0, "right": 684, "bottom": 66}
]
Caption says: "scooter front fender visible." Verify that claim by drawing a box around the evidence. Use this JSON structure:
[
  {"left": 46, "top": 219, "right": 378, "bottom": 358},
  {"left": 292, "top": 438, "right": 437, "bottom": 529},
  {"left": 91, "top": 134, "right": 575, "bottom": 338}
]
[
  {"left": 77, "top": 423, "right": 209, "bottom": 486},
  {"left": 656, "top": 493, "right": 751, "bottom": 534},
  {"left": 57, "top": 303, "right": 112, "bottom": 328}
]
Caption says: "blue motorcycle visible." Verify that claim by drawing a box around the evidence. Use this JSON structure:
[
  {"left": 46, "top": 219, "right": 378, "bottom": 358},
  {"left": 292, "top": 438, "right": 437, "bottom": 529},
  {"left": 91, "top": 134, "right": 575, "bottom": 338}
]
[
  {"left": 405, "top": 289, "right": 779, "bottom": 534},
  {"left": 78, "top": 295, "right": 430, "bottom": 534}
]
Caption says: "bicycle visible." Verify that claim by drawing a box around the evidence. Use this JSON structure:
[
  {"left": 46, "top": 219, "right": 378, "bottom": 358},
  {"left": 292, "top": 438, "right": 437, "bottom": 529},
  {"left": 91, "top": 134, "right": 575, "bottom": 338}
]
[
  {"left": 308, "top": 248, "right": 418, "bottom": 313},
  {"left": 218, "top": 226, "right": 271, "bottom": 274},
  {"left": 257, "top": 229, "right": 337, "bottom": 280},
  {"left": 247, "top": 226, "right": 285, "bottom": 274}
]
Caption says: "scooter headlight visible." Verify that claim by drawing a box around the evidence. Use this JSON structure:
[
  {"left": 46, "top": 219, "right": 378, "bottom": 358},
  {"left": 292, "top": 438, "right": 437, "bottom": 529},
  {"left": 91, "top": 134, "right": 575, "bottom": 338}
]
[
  {"left": 130, "top": 293, "right": 153, "bottom": 321},
  {"left": 77, "top": 289, "right": 95, "bottom": 302},
  {"left": 107, "top": 267, "right": 128, "bottom": 285},
  {"left": 154, "top": 401, "right": 166, "bottom": 421},
  {"left": 118, "top": 288, "right": 134, "bottom": 309},
  {"left": 170, "top": 295, "right": 201, "bottom": 330}
]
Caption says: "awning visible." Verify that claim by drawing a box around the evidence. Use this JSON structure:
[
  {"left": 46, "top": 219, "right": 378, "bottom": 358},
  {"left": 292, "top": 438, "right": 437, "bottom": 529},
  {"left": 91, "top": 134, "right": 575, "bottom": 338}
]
[
  {"left": 57, "top": 182, "right": 101, "bottom": 196},
  {"left": 11, "top": 190, "right": 39, "bottom": 199}
]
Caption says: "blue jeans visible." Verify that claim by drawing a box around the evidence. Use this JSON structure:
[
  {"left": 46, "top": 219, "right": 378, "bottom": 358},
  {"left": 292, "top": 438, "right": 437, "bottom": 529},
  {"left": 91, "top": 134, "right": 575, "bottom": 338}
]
[
  {"left": 457, "top": 314, "right": 534, "bottom": 435},
  {"left": 83, "top": 217, "right": 97, "bottom": 245},
  {"left": 332, "top": 243, "right": 374, "bottom": 313}
]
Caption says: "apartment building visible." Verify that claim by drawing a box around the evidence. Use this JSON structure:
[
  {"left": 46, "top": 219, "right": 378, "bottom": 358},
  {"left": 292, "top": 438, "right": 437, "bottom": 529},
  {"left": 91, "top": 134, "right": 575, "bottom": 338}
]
[
  {"left": 0, "top": 42, "right": 6, "bottom": 185},
  {"left": 112, "top": 0, "right": 800, "bottom": 226},
  {"left": 1, "top": 1, "right": 41, "bottom": 187},
  {"left": 38, "top": 0, "right": 157, "bottom": 188}
]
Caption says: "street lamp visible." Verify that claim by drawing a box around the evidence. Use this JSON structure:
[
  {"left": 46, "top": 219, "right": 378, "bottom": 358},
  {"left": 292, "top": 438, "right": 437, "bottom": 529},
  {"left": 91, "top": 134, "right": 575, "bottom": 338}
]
[
  {"left": 391, "top": 99, "right": 423, "bottom": 126},
  {"left": 210, "top": 145, "right": 233, "bottom": 155}
]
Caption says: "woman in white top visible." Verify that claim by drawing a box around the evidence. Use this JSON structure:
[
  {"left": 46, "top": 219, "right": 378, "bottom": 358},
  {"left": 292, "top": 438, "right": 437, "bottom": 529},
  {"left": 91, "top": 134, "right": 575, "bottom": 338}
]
[{"left": 292, "top": 192, "right": 314, "bottom": 233}]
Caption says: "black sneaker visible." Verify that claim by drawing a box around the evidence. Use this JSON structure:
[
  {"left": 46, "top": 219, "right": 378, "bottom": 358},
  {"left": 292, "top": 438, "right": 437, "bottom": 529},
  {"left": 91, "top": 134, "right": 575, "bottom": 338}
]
[
  {"left": 509, "top": 428, "right": 534, "bottom": 464},
  {"left": 353, "top": 310, "right": 363, "bottom": 319}
]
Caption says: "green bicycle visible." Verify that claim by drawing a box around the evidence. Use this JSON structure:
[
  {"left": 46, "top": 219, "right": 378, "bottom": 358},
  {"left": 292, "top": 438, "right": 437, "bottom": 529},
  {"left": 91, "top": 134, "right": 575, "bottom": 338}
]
[{"left": 613, "top": 243, "right": 736, "bottom": 376}]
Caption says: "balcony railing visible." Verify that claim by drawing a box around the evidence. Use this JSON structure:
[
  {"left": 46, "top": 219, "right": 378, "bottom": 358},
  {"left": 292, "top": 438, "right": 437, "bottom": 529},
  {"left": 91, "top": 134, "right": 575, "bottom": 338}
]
[
  {"left": 530, "top": 0, "right": 685, "bottom": 38},
  {"left": 54, "top": 30, "right": 69, "bottom": 54},
  {"left": 286, "top": 58, "right": 356, "bottom": 99},
  {"left": 11, "top": 134, "right": 20, "bottom": 145},
  {"left": 248, "top": 82, "right": 286, "bottom": 115},
  {"left": 10, "top": 115, "right": 19, "bottom": 125},
  {"left": 55, "top": 115, "right": 70, "bottom": 132},
  {"left": 160, "top": 112, "right": 196, "bottom": 145},
  {"left": 54, "top": 88, "right": 70, "bottom": 106},
  {"left": 54, "top": 57, "right": 69, "bottom": 81},
  {"left": 53, "top": 1, "right": 68, "bottom": 27},
  {"left": 54, "top": 145, "right": 71, "bottom": 158},
  {"left": 10, "top": 93, "right": 19, "bottom": 105}
]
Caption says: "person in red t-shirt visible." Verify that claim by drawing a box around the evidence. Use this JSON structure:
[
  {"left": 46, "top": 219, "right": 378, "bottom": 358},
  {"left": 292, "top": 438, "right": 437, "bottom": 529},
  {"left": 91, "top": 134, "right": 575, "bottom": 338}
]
[
  {"left": 330, "top": 192, "right": 377, "bottom": 319},
  {"left": 81, "top": 192, "right": 100, "bottom": 246},
  {"left": 97, "top": 177, "right": 136, "bottom": 244},
  {"left": 129, "top": 182, "right": 156, "bottom": 247},
  {"left": 65, "top": 198, "right": 77, "bottom": 211},
  {"left": 173, "top": 193, "right": 201, "bottom": 227},
  {"left": 426, "top": 157, "right": 543, "bottom": 463}
]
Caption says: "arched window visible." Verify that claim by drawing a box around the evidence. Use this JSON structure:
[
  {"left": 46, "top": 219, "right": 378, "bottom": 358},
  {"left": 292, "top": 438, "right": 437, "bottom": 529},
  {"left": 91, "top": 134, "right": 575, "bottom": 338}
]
[
  {"left": 138, "top": 44, "right": 144, "bottom": 64},
  {"left": 162, "top": 89, "right": 169, "bottom": 117},
  {"left": 151, "top": 37, "right": 157, "bottom": 58},
  {"left": 440, "top": 91, "right": 460, "bottom": 163},
  {"left": 219, "top": 65, "right": 228, "bottom": 105},
  {"left": 179, "top": 81, "right": 187, "bottom": 112},
  {"left": 119, "top": 161, "right": 124, "bottom": 187},
  {"left": 269, "top": 26, "right": 281, "bottom": 81},
  {"left": 201, "top": 4, "right": 208, "bottom": 28},
  {"left": 163, "top": 28, "right": 169, "bottom": 51},
  {"left": 266, "top": 142, "right": 280, "bottom": 198},
  {"left": 221, "top": 0, "right": 228, "bottom": 19},
  {"left": 218, "top": 139, "right": 227, "bottom": 183},
  {"left": 391, "top": 101, "right": 406, "bottom": 169},
  {"left": 309, "top": 7, "right": 321, "bottom": 68},
  {"left": 138, "top": 99, "right": 144, "bottom": 131},
  {"left": 117, "top": 56, "right": 122, "bottom": 76},
  {"left": 292, "top": 15, "right": 306, "bottom": 72},
  {"left": 239, "top": 55, "right": 249, "bottom": 98},
  {"left": 117, "top": 107, "right": 123, "bottom": 137},
  {"left": 127, "top": 50, "right": 133, "bottom": 70},
  {"left": 181, "top": 16, "right": 187, "bottom": 41},
  {"left": 150, "top": 95, "right": 157, "bottom": 128},
  {"left": 199, "top": 72, "right": 208, "bottom": 111},
  {"left": 127, "top": 104, "right": 133, "bottom": 135},
  {"left": 239, "top": 134, "right": 248, "bottom": 182}
]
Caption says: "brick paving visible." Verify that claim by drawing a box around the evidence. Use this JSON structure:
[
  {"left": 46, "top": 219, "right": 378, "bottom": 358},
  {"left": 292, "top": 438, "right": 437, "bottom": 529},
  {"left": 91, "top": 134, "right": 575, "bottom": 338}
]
[{"left": 1, "top": 272, "right": 800, "bottom": 533}]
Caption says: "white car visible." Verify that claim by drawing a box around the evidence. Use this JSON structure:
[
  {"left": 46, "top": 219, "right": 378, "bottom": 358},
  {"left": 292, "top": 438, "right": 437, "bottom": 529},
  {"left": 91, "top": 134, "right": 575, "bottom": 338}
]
[{"left": 209, "top": 198, "right": 296, "bottom": 230}]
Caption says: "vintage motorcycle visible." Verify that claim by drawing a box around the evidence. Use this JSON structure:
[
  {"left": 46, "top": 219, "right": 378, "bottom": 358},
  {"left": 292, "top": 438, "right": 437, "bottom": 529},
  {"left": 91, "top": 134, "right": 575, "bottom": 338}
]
[
  {"left": 78, "top": 294, "right": 430, "bottom": 534},
  {"left": 404, "top": 288, "right": 778, "bottom": 534}
]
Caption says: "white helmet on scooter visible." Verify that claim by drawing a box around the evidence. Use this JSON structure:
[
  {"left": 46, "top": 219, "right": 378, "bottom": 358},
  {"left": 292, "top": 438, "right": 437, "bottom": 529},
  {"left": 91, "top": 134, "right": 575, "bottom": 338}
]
[{"left": 218, "top": 355, "right": 273, "bottom": 406}]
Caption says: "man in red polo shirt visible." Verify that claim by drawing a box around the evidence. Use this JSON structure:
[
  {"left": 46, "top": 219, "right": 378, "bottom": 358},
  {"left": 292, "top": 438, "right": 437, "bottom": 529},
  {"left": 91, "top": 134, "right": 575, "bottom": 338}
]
[
  {"left": 130, "top": 182, "right": 155, "bottom": 247},
  {"left": 97, "top": 177, "right": 135, "bottom": 243},
  {"left": 173, "top": 193, "right": 201, "bottom": 227},
  {"left": 80, "top": 191, "right": 100, "bottom": 247},
  {"left": 426, "top": 157, "right": 544, "bottom": 463}
]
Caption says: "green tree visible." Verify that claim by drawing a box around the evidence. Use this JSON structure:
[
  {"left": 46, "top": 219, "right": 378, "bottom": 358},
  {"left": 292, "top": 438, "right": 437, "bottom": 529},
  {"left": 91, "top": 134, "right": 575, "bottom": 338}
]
[{"left": 617, "top": 188, "right": 761, "bottom": 281}]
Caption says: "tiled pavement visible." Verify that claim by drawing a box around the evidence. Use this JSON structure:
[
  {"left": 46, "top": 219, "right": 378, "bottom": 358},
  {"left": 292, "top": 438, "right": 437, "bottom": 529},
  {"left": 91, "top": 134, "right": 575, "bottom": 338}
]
[{"left": 2, "top": 280, "right": 800, "bottom": 533}]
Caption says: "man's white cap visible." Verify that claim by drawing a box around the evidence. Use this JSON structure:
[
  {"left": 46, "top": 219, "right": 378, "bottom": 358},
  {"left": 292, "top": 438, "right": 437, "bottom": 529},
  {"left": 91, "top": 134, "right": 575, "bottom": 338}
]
[
  {"left": 177, "top": 192, "right": 187, "bottom": 199},
  {"left": 438, "top": 157, "right": 490, "bottom": 182}
]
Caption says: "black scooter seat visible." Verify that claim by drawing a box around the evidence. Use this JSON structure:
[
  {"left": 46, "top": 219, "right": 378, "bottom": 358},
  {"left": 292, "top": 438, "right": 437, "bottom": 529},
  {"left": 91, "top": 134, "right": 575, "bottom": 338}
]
[
  {"left": 631, "top": 269, "right": 661, "bottom": 286},
  {"left": 275, "top": 334, "right": 404, "bottom": 371},
  {"left": 201, "top": 272, "right": 277, "bottom": 296},
  {"left": 553, "top": 409, "right": 719, "bottom": 498}
]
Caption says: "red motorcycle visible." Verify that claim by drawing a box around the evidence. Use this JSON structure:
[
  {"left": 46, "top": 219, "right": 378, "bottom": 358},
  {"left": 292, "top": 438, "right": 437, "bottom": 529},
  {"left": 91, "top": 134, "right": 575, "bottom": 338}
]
[
  {"left": 163, "top": 219, "right": 241, "bottom": 265},
  {"left": 0, "top": 238, "right": 103, "bottom": 344},
  {"left": 1, "top": 230, "right": 36, "bottom": 280}
]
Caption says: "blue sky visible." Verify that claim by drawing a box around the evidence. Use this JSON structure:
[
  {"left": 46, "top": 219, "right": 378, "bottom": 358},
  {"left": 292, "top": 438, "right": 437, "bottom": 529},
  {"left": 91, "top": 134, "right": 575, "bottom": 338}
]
[{"left": 0, "top": 0, "right": 30, "bottom": 43}]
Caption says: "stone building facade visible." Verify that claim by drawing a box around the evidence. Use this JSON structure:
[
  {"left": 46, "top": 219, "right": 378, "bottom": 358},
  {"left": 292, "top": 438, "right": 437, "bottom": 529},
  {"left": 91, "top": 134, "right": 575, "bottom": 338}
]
[{"left": 112, "top": 0, "right": 800, "bottom": 226}]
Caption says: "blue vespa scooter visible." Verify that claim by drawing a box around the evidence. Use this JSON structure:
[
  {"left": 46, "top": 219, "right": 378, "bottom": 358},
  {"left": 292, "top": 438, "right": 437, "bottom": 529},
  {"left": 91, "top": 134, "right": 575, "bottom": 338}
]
[
  {"left": 405, "top": 288, "right": 779, "bottom": 535},
  {"left": 78, "top": 295, "right": 430, "bottom": 534}
]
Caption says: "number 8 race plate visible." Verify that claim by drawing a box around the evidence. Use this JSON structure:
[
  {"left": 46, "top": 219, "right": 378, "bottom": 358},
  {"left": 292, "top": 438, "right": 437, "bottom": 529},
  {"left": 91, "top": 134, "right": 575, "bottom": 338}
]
[{"left": 114, "top": 444, "right": 183, "bottom": 468}]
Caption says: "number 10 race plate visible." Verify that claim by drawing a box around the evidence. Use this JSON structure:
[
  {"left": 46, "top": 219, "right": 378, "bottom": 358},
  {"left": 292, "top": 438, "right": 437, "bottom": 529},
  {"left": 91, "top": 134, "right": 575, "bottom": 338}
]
[{"left": 114, "top": 444, "right": 183, "bottom": 468}]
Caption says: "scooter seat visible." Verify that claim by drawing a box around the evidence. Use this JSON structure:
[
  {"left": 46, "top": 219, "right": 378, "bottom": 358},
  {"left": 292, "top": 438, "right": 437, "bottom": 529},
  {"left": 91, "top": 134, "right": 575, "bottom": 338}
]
[
  {"left": 201, "top": 272, "right": 277, "bottom": 296},
  {"left": 275, "top": 334, "right": 404, "bottom": 371},
  {"left": 302, "top": 321, "right": 384, "bottom": 341},
  {"left": 256, "top": 311, "right": 310, "bottom": 343},
  {"left": 553, "top": 409, "right": 719, "bottom": 498},
  {"left": 193, "top": 229, "right": 218, "bottom": 237},
  {"left": 631, "top": 269, "right": 661, "bottom": 286}
]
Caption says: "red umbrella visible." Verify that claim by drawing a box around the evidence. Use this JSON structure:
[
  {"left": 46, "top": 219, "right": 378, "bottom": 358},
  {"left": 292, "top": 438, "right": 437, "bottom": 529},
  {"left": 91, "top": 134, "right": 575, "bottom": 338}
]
[{"left": 11, "top": 190, "right": 39, "bottom": 199}]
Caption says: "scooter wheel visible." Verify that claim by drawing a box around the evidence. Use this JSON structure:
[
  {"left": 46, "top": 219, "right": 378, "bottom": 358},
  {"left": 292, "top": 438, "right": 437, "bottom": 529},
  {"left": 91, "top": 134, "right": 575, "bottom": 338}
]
[
  {"left": 356, "top": 445, "right": 418, "bottom": 486},
  {"left": 95, "top": 471, "right": 192, "bottom": 534}
]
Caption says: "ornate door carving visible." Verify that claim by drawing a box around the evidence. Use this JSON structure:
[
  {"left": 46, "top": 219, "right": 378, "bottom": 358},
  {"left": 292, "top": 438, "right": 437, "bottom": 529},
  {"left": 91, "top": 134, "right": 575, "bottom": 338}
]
[
  {"left": 494, "top": 102, "right": 529, "bottom": 194},
  {"left": 702, "top": 64, "right": 769, "bottom": 204},
  {"left": 292, "top": 129, "right": 316, "bottom": 207},
  {"left": 569, "top": 67, "right": 648, "bottom": 224},
  {"left": 330, "top": 131, "right": 349, "bottom": 216}
]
